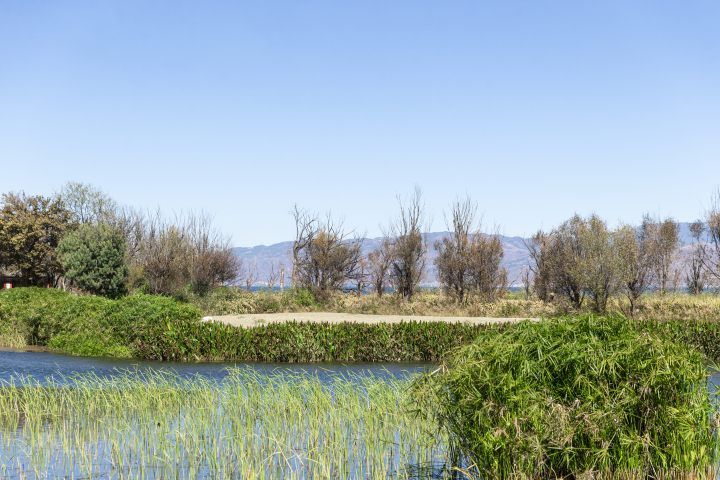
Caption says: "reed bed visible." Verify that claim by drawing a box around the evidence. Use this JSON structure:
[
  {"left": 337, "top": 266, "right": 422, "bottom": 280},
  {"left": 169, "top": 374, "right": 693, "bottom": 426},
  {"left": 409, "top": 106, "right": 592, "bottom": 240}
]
[{"left": 0, "top": 368, "right": 454, "bottom": 479}]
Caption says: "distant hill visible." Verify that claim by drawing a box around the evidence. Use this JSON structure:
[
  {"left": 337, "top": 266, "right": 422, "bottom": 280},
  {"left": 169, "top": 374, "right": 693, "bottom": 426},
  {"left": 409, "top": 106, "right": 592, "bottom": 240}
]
[
  {"left": 233, "top": 232, "right": 532, "bottom": 287},
  {"left": 233, "top": 222, "right": 701, "bottom": 288}
]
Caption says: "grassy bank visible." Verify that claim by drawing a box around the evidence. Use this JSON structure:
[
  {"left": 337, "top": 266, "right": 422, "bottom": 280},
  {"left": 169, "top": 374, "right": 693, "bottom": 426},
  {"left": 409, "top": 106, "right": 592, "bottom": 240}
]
[
  {"left": 0, "top": 369, "right": 450, "bottom": 479},
  {"left": 0, "top": 287, "right": 202, "bottom": 357},
  {"left": 192, "top": 287, "right": 720, "bottom": 322},
  {"left": 0, "top": 287, "right": 508, "bottom": 361}
]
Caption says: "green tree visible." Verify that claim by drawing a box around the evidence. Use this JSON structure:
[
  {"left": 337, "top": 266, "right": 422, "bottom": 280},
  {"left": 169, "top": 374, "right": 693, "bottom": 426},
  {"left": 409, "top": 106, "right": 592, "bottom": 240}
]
[
  {"left": 55, "top": 181, "right": 117, "bottom": 225},
  {"left": 57, "top": 223, "right": 129, "bottom": 298},
  {"left": 0, "top": 191, "right": 74, "bottom": 286}
]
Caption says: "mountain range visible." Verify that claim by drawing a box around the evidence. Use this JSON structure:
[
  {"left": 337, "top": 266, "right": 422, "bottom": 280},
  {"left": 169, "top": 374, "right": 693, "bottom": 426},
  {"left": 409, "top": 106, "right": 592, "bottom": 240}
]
[{"left": 233, "top": 223, "right": 700, "bottom": 287}]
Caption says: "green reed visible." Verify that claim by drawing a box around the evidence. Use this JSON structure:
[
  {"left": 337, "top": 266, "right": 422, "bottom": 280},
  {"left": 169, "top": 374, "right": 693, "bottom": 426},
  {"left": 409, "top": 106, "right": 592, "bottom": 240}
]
[
  {"left": 411, "top": 314, "right": 720, "bottom": 479},
  {"left": 0, "top": 368, "right": 453, "bottom": 479}
]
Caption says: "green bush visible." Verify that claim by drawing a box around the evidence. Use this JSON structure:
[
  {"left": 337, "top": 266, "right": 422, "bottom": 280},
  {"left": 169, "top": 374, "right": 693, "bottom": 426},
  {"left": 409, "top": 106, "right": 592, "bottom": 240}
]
[
  {"left": 411, "top": 315, "right": 720, "bottom": 479},
  {"left": 0, "top": 287, "right": 201, "bottom": 356},
  {"left": 57, "top": 223, "right": 129, "bottom": 298}
]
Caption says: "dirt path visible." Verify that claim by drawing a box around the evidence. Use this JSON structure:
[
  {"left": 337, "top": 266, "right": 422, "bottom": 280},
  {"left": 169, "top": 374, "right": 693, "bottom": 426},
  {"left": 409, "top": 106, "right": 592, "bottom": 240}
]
[{"left": 211, "top": 312, "right": 539, "bottom": 328}]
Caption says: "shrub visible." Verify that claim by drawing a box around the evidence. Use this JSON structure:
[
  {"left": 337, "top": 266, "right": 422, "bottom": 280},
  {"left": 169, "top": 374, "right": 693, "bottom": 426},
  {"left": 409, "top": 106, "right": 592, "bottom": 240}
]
[
  {"left": 57, "top": 222, "right": 129, "bottom": 298},
  {"left": 411, "top": 315, "right": 720, "bottom": 479},
  {"left": 0, "top": 287, "right": 201, "bottom": 356}
]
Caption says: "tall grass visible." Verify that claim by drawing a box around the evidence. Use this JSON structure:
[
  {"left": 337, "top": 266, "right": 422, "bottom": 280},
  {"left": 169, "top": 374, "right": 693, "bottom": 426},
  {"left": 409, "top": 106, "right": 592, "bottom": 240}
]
[
  {"left": 0, "top": 368, "right": 452, "bottom": 479},
  {"left": 411, "top": 315, "right": 720, "bottom": 479}
]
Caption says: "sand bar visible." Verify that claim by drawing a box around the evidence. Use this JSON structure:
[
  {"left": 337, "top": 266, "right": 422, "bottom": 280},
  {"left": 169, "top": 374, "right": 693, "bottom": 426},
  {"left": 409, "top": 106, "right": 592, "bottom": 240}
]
[{"left": 212, "top": 312, "right": 539, "bottom": 328}]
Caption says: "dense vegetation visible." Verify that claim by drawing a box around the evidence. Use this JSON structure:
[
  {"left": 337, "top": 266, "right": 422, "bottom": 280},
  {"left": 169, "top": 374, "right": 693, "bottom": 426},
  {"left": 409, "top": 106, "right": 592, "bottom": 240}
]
[
  {"left": 0, "top": 287, "right": 201, "bottom": 356},
  {"left": 411, "top": 315, "right": 720, "bottom": 479},
  {"left": 0, "top": 287, "right": 506, "bottom": 361}
]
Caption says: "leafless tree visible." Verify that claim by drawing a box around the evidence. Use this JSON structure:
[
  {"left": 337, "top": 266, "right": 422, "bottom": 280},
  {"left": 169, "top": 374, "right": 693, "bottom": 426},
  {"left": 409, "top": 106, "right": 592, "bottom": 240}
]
[
  {"left": 290, "top": 205, "right": 319, "bottom": 288},
  {"left": 385, "top": 187, "right": 428, "bottom": 302},
  {"left": 367, "top": 238, "right": 392, "bottom": 298},
  {"left": 521, "top": 267, "right": 532, "bottom": 300},
  {"left": 245, "top": 260, "right": 259, "bottom": 292},
  {"left": 266, "top": 259, "right": 280, "bottom": 292},
  {"left": 141, "top": 210, "right": 191, "bottom": 296},
  {"left": 130, "top": 210, "right": 241, "bottom": 296},
  {"left": 467, "top": 227, "right": 508, "bottom": 303},
  {"left": 295, "top": 214, "right": 364, "bottom": 296},
  {"left": 187, "top": 211, "right": 243, "bottom": 294},
  {"left": 434, "top": 197, "right": 507, "bottom": 302},
  {"left": 434, "top": 197, "right": 476, "bottom": 301},
  {"left": 616, "top": 222, "right": 653, "bottom": 318},
  {"left": 685, "top": 220, "right": 708, "bottom": 294},
  {"left": 353, "top": 254, "right": 370, "bottom": 296}
]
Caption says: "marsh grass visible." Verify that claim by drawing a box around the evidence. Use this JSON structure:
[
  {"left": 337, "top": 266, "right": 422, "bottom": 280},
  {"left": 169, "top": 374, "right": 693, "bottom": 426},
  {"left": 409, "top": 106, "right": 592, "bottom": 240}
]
[
  {"left": 0, "top": 368, "right": 454, "bottom": 479},
  {"left": 193, "top": 288, "right": 720, "bottom": 322},
  {"left": 411, "top": 315, "right": 720, "bottom": 479}
]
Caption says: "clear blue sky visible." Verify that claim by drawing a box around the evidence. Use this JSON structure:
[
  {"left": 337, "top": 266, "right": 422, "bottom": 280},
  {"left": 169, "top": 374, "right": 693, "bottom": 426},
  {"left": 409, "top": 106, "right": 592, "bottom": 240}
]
[{"left": 2, "top": 1, "right": 719, "bottom": 246}]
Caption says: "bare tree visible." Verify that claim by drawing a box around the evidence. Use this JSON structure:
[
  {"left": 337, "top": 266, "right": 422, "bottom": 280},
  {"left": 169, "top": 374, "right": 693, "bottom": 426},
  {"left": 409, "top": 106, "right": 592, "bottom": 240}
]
[
  {"left": 616, "top": 223, "right": 653, "bottom": 318},
  {"left": 385, "top": 187, "right": 428, "bottom": 302},
  {"left": 521, "top": 267, "right": 532, "bottom": 300},
  {"left": 467, "top": 227, "right": 508, "bottom": 303},
  {"left": 434, "top": 197, "right": 507, "bottom": 302},
  {"left": 290, "top": 205, "right": 319, "bottom": 288},
  {"left": 245, "top": 260, "right": 259, "bottom": 292},
  {"left": 266, "top": 259, "right": 280, "bottom": 292},
  {"left": 295, "top": 215, "right": 364, "bottom": 296},
  {"left": 434, "top": 197, "right": 476, "bottom": 301},
  {"left": 367, "top": 238, "right": 392, "bottom": 298},
  {"left": 686, "top": 220, "right": 708, "bottom": 295},
  {"left": 187, "top": 211, "right": 243, "bottom": 294},
  {"left": 141, "top": 210, "right": 191, "bottom": 296}
]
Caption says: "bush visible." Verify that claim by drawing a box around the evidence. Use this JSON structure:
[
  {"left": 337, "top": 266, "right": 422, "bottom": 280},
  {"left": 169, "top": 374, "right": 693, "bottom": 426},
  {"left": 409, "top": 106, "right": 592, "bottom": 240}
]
[
  {"left": 0, "top": 287, "right": 201, "bottom": 356},
  {"left": 411, "top": 315, "right": 719, "bottom": 479},
  {"left": 57, "top": 222, "right": 129, "bottom": 298}
]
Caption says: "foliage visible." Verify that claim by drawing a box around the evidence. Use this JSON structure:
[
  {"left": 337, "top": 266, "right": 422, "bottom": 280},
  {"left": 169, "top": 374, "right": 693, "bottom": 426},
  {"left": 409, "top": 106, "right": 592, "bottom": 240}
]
[
  {"left": 0, "top": 191, "right": 75, "bottom": 286},
  {"left": 54, "top": 181, "right": 118, "bottom": 225},
  {"left": 133, "top": 317, "right": 506, "bottom": 362},
  {"left": 57, "top": 222, "right": 129, "bottom": 298},
  {"left": 0, "top": 369, "right": 449, "bottom": 479},
  {"left": 0, "top": 287, "right": 201, "bottom": 356},
  {"left": 411, "top": 315, "right": 720, "bottom": 479}
]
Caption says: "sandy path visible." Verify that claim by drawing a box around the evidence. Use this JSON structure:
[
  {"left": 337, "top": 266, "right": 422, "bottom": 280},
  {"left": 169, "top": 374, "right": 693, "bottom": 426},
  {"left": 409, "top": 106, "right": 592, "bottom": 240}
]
[{"left": 211, "top": 312, "right": 538, "bottom": 328}]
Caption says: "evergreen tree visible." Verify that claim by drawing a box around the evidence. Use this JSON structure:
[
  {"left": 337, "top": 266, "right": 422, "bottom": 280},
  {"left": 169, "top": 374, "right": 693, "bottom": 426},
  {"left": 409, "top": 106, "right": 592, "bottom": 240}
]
[{"left": 57, "top": 223, "right": 129, "bottom": 298}]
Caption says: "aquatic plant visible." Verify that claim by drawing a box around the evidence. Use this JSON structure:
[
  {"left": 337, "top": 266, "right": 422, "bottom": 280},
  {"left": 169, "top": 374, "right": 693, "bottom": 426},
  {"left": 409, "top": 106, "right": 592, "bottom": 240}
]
[
  {"left": 0, "top": 368, "right": 451, "bottom": 479},
  {"left": 411, "top": 315, "right": 720, "bottom": 479}
]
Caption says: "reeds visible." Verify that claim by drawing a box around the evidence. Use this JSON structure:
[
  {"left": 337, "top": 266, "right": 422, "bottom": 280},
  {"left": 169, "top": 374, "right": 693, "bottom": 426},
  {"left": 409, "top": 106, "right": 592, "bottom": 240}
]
[
  {"left": 0, "top": 368, "right": 453, "bottom": 479},
  {"left": 411, "top": 315, "right": 720, "bottom": 479}
]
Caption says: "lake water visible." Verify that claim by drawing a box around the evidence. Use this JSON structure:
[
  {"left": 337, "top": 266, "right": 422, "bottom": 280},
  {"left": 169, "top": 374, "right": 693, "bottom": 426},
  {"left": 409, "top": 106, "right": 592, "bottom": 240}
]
[{"left": 0, "top": 349, "right": 434, "bottom": 385}]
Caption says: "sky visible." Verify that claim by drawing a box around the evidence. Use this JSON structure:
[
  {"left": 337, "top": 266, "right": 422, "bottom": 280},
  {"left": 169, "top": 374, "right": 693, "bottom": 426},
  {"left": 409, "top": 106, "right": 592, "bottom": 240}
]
[{"left": 1, "top": 1, "right": 719, "bottom": 246}]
